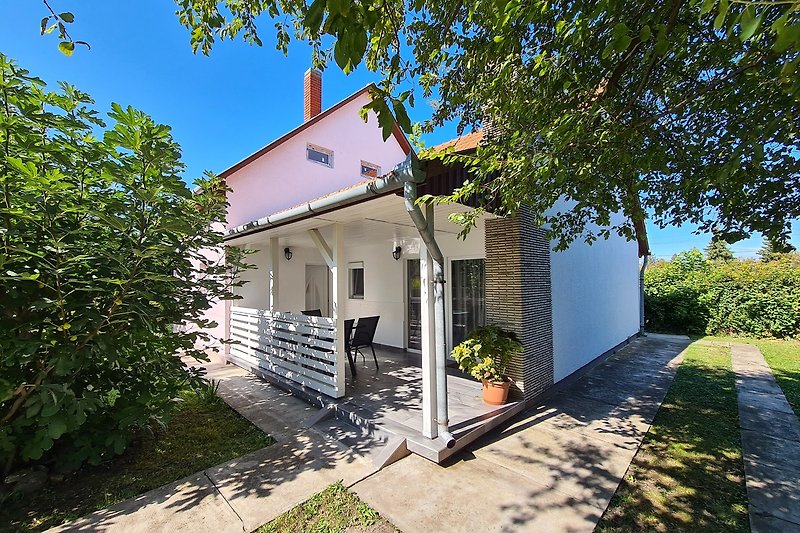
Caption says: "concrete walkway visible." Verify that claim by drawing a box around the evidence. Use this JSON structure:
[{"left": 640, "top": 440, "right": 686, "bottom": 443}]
[
  {"left": 50, "top": 356, "right": 379, "bottom": 532},
  {"left": 730, "top": 343, "right": 800, "bottom": 533},
  {"left": 51, "top": 334, "right": 689, "bottom": 533},
  {"left": 353, "top": 334, "right": 690, "bottom": 533}
]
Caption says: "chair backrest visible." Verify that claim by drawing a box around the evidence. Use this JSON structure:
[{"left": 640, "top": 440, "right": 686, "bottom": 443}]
[
  {"left": 302, "top": 309, "right": 322, "bottom": 317},
  {"left": 352, "top": 316, "right": 380, "bottom": 347},
  {"left": 344, "top": 319, "right": 355, "bottom": 349}
]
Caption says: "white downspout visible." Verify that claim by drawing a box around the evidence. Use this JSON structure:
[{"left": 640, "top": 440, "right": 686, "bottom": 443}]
[
  {"left": 639, "top": 255, "right": 649, "bottom": 336},
  {"left": 399, "top": 160, "right": 455, "bottom": 449}
]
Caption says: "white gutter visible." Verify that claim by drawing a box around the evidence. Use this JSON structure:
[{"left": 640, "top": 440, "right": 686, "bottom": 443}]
[{"left": 224, "top": 170, "right": 409, "bottom": 240}]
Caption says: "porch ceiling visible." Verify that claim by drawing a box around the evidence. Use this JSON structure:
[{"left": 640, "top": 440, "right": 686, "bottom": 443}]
[{"left": 226, "top": 194, "right": 491, "bottom": 248}]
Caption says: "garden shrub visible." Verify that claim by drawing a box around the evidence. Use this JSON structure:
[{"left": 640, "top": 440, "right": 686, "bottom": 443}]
[
  {"left": 0, "top": 55, "right": 247, "bottom": 474},
  {"left": 645, "top": 250, "right": 800, "bottom": 338}
]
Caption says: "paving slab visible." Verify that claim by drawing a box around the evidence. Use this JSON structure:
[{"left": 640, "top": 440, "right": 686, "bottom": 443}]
[
  {"left": 353, "top": 334, "right": 690, "bottom": 533},
  {"left": 51, "top": 354, "right": 379, "bottom": 532},
  {"left": 750, "top": 513, "right": 800, "bottom": 533},
  {"left": 206, "top": 439, "right": 375, "bottom": 532},
  {"left": 730, "top": 343, "right": 800, "bottom": 531},
  {"left": 48, "top": 472, "right": 244, "bottom": 533},
  {"left": 741, "top": 430, "right": 800, "bottom": 472},
  {"left": 355, "top": 453, "right": 603, "bottom": 533},
  {"left": 516, "top": 394, "right": 653, "bottom": 450}
]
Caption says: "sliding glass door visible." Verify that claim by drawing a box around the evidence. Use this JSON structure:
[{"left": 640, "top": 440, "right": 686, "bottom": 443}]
[
  {"left": 450, "top": 258, "right": 486, "bottom": 347},
  {"left": 407, "top": 259, "right": 422, "bottom": 351}
]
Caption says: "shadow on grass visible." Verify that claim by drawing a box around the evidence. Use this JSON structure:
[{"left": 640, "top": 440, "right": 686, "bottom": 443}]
[
  {"left": 597, "top": 342, "right": 749, "bottom": 532},
  {"left": 0, "top": 391, "right": 273, "bottom": 532}
]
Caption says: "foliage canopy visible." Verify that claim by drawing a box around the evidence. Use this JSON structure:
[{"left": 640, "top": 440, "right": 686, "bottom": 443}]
[
  {"left": 32, "top": 0, "right": 800, "bottom": 254},
  {"left": 169, "top": 0, "right": 800, "bottom": 255},
  {"left": 0, "top": 55, "right": 245, "bottom": 473}
]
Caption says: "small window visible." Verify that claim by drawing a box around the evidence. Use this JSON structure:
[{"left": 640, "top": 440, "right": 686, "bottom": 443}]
[
  {"left": 307, "top": 143, "right": 333, "bottom": 168},
  {"left": 348, "top": 261, "right": 364, "bottom": 299},
  {"left": 361, "top": 161, "right": 380, "bottom": 178}
]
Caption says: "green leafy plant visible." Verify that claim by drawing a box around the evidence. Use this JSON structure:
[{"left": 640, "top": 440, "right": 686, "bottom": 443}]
[
  {"left": 0, "top": 55, "right": 249, "bottom": 475},
  {"left": 645, "top": 251, "right": 800, "bottom": 338},
  {"left": 450, "top": 325, "right": 522, "bottom": 383},
  {"left": 195, "top": 379, "right": 222, "bottom": 406}
]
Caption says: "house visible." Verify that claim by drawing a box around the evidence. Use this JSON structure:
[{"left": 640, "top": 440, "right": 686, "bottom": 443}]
[{"left": 210, "top": 69, "right": 640, "bottom": 463}]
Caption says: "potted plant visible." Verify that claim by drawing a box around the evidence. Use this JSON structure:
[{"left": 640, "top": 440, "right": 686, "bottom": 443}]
[{"left": 450, "top": 325, "right": 522, "bottom": 405}]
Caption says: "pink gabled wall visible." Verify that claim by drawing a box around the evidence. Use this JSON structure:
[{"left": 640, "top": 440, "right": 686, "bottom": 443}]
[{"left": 224, "top": 92, "right": 409, "bottom": 230}]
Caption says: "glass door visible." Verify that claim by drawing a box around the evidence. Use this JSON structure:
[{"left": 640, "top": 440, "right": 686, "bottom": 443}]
[
  {"left": 407, "top": 259, "right": 422, "bottom": 351},
  {"left": 450, "top": 259, "right": 486, "bottom": 346}
]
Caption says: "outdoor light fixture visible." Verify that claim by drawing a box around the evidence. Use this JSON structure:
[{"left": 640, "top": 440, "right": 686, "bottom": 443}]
[
  {"left": 392, "top": 246, "right": 402, "bottom": 261},
  {"left": 284, "top": 247, "right": 293, "bottom": 261}
]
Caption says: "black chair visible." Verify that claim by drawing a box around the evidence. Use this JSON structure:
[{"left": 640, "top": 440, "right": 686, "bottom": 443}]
[
  {"left": 351, "top": 316, "right": 380, "bottom": 370},
  {"left": 344, "top": 319, "right": 357, "bottom": 376},
  {"left": 301, "top": 309, "right": 322, "bottom": 317}
]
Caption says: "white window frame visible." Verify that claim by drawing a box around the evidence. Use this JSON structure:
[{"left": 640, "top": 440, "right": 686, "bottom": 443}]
[
  {"left": 307, "top": 143, "right": 334, "bottom": 168},
  {"left": 348, "top": 261, "right": 365, "bottom": 300},
  {"left": 360, "top": 160, "right": 381, "bottom": 178}
]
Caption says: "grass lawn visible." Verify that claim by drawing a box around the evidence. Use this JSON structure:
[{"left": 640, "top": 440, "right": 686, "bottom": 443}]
[
  {"left": 0, "top": 391, "right": 273, "bottom": 532},
  {"left": 258, "top": 482, "right": 396, "bottom": 533},
  {"left": 597, "top": 341, "right": 749, "bottom": 532},
  {"left": 701, "top": 336, "right": 800, "bottom": 417}
]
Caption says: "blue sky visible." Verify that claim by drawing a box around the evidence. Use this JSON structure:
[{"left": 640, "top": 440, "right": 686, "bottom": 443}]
[{"left": 1, "top": 0, "right": 793, "bottom": 259}]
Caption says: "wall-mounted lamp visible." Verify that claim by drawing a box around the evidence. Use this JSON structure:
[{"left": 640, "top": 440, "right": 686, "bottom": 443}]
[
  {"left": 284, "top": 247, "right": 293, "bottom": 261},
  {"left": 392, "top": 246, "right": 402, "bottom": 261}
]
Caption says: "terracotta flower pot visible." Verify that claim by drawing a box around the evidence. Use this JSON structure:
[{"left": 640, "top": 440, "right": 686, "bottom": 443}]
[{"left": 481, "top": 379, "right": 511, "bottom": 405}]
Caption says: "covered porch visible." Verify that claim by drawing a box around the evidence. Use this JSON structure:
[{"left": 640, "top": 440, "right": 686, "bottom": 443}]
[{"left": 223, "top": 189, "right": 522, "bottom": 461}]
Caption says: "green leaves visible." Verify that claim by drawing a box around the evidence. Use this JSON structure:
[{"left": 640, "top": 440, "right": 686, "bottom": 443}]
[
  {"left": 739, "top": 6, "right": 760, "bottom": 42},
  {"left": 58, "top": 41, "right": 75, "bottom": 56},
  {"left": 0, "top": 54, "right": 238, "bottom": 473},
  {"left": 602, "top": 22, "right": 632, "bottom": 59}
]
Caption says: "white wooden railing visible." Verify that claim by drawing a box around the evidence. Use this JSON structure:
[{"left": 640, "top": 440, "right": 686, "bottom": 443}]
[{"left": 228, "top": 307, "right": 343, "bottom": 398}]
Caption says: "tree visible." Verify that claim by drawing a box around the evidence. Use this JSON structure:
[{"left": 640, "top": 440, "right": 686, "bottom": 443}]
[
  {"left": 759, "top": 235, "right": 797, "bottom": 262},
  {"left": 172, "top": 0, "right": 799, "bottom": 256},
  {"left": 705, "top": 235, "right": 734, "bottom": 262},
  {"left": 0, "top": 55, "right": 247, "bottom": 473},
  {"left": 34, "top": 0, "right": 800, "bottom": 256}
]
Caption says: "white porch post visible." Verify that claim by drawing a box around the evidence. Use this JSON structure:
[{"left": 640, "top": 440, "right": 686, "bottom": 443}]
[
  {"left": 331, "top": 223, "right": 347, "bottom": 396},
  {"left": 269, "top": 237, "right": 280, "bottom": 312},
  {"left": 420, "top": 204, "right": 438, "bottom": 439}
]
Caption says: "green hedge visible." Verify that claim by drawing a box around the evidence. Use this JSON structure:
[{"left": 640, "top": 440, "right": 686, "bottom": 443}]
[{"left": 645, "top": 250, "right": 800, "bottom": 338}]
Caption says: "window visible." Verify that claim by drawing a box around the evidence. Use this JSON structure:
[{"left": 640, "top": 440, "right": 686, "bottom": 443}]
[
  {"left": 451, "top": 258, "right": 486, "bottom": 346},
  {"left": 360, "top": 161, "right": 380, "bottom": 178},
  {"left": 307, "top": 144, "right": 333, "bottom": 168},
  {"left": 348, "top": 261, "right": 364, "bottom": 299}
]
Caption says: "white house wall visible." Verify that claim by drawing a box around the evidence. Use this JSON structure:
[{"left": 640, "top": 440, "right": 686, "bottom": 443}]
[
  {"left": 230, "top": 216, "right": 487, "bottom": 350},
  {"left": 549, "top": 218, "right": 639, "bottom": 382},
  {"left": 223, "top": 92, "right": 409, "bottom": 230}
]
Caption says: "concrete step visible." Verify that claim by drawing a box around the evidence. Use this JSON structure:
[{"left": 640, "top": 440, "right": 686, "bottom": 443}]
[{"left": 308, "top": 409, "right": 410, "bottom": 470}]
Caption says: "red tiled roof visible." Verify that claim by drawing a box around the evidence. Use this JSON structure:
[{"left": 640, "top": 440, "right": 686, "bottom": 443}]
[{"left": 430, "top": 130, "right": 484, "bottom": 153}]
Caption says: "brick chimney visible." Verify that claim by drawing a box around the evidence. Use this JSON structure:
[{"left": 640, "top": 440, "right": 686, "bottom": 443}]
[{"left": 304, "top": 69, "right": 322, "bottom": 121}]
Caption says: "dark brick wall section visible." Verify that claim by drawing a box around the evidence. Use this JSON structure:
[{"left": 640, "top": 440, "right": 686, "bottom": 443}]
[{"left": 485, "top": 209, "right": 554, "bottom": 399}]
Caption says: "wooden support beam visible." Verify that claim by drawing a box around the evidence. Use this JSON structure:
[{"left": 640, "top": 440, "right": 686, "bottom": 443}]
[
  {"left": 308, "top": 228, "right": 334, "bottom": 268},
  {"left": 269, "top": 237, "right": 280, "bottom": 311},
  {"left": 331, "top": 223, "right": 347, "bottom": 397}
]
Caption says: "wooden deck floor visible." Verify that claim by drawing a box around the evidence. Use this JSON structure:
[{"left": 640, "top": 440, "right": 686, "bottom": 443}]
[{"left": 338, "top": 346, "right": 525, "bottom": 462}]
